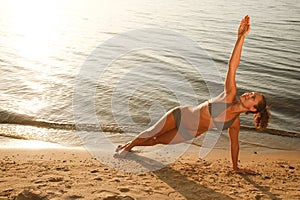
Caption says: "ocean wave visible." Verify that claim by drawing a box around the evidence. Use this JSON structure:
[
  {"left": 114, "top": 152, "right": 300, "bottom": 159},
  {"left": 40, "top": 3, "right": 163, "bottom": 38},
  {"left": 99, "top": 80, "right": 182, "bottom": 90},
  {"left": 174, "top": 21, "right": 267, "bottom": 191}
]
[
  {"left": 0, "top": 109, "right": 123, "bottom": 133},
  {"left": 240, "top": 126, "right": 300, "bottom": 138}
]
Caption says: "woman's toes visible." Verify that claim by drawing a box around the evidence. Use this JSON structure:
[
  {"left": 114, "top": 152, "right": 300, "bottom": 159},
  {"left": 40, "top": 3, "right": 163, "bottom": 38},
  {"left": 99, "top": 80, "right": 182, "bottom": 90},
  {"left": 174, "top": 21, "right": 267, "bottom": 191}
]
[
  {"left": 115, "top": 145, "right": 123, "bottom": 152},
  {"left": 114, "top": 149, "right": 129, "bottom": 158}
]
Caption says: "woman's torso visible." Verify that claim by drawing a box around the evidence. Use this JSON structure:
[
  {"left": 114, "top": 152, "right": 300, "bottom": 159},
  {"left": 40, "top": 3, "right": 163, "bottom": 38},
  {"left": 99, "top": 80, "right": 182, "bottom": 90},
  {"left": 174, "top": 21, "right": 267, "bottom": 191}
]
[{"left": 175, "top": 92, "right": 240, "bottom": 135}]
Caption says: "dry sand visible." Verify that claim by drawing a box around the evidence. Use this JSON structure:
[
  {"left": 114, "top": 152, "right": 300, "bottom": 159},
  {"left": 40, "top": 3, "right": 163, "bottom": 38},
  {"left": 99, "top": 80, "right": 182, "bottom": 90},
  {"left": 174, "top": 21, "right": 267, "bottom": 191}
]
[{"left": 0, "top": 146, "right": 299, "bottom": 200}]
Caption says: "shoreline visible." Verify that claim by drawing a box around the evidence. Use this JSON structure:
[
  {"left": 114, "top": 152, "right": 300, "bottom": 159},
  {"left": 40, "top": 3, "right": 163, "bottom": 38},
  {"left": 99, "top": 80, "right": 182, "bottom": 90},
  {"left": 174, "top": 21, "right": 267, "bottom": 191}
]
[{"left": 1, "top": 145, "right": 299, "bottom": 199}]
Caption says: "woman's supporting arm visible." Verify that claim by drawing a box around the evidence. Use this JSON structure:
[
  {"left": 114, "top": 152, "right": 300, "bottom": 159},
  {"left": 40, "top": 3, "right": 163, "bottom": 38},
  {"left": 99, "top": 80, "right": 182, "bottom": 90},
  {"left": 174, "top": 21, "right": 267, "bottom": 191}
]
[
  {"left": 229, "top": 119, "right": 256, "bottom": 175},
  {"left": 228, "top": 120, "right": 240, "bottom": 170},
  {"left": 224, "top": 16, "right": 250, "bottom": 97}
]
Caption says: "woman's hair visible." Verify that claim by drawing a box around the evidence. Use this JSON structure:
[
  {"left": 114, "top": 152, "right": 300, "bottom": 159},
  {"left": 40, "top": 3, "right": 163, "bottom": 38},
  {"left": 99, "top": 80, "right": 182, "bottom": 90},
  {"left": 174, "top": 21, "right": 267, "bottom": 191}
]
[{"left": 247, "top": 95, "right": 271, "bottom": 130}]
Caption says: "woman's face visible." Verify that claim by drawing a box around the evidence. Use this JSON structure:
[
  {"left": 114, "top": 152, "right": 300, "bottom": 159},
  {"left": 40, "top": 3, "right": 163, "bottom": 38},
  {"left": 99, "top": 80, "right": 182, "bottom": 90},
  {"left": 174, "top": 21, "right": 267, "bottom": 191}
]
[{"left": 240, "top": 92, "right": 263, "bottom": 112}]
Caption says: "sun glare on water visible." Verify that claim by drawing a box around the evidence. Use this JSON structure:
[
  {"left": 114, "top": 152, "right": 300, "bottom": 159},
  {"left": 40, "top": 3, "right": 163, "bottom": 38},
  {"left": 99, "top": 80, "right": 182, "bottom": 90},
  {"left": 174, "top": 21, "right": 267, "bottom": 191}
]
[
  {"left": 2, "top": 0, "right": 132, "bottom": 63},
  {"left": 2, "top": 0, "right": 70, "bottom": 62},
  {"left": 1, "top": 0, "right": 78, "bottom": 114},
  {"left": 1, "top": 0, "right": 132, "bottom": 115},
  {"left": 1, "top": 0, "right": 134, "bottom": 69}
]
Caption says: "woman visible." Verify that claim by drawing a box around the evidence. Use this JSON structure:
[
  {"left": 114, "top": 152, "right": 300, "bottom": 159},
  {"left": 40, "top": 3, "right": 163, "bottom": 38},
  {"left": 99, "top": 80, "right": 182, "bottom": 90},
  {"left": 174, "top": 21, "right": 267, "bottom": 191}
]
[{"left": 115, "top": 16, "right": 270, "bottom": 174}]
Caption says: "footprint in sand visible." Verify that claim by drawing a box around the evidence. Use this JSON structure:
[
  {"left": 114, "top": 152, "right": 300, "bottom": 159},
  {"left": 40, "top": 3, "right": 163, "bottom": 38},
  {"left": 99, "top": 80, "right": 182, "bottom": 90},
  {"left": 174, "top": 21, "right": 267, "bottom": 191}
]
[
  {"left": 103, "top": 195, "right": 134, "bottom": 200},
  {"left": 95, "top": 190, "right": 134, "bottom": 200},
  {"left": 47, "top": 177, "right": 63, "bottom": 182},
  {"left": 119, "top": 188, "right": 130, "bottom": 193}
]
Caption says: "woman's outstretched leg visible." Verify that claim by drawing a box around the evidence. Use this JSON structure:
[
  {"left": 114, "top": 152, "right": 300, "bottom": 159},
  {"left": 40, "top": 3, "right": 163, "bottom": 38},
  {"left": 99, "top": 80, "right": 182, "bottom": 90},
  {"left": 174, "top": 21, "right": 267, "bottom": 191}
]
[
  {"left": 115, "top": 128, "right": 187, "bottom": 158},
  {"left": 115, "top": 109, "right": 178, "bottom": 158},
  {"left": 133, "top": 128, "right": 187, "bottom": 146}
]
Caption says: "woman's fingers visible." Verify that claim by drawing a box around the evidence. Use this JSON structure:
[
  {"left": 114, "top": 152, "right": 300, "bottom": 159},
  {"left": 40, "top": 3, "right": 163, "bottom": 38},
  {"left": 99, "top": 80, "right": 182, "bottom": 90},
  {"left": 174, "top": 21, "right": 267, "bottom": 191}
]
[
  {"left": 241, "top": 15, "right": 250, "bottom": 26},
  {"left": 238, "top": 16, "right": 251, "bottom": 37},
  {"left": 244, "top": 168, "right": 256, "bottom": 175},
  {"left": 235, "top": 168, "right": 256, "bottom": 175}
]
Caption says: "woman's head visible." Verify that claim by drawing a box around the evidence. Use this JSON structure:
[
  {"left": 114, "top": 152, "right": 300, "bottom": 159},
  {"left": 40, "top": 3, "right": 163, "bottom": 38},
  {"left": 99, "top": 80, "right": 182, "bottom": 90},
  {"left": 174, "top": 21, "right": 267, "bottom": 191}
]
[{"left": 240, "top": 92, "right": 271, "bottom": 130}]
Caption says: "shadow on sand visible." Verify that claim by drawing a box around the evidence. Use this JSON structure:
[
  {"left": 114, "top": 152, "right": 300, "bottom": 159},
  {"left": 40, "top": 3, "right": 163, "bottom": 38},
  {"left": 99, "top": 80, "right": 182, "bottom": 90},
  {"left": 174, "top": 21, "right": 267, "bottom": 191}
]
[
  {"left": 239, "top": 174, "right": 282, "bottom": 200},
  {"left": 126, "top": 153, "right": 232, "bottom": 200}
]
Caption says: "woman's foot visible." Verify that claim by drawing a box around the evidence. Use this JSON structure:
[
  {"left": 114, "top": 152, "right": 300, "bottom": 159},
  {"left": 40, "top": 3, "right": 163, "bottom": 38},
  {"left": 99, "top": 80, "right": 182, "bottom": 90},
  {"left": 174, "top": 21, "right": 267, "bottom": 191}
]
[
  {"left": 115, "top": 145, "right": 123, "bottom": 153},
  {"left": 114, "top": 142, "right": 132, "bottom": 158},
  {"left": 114, "top": 148, "right": 130, "bottom": 158}
]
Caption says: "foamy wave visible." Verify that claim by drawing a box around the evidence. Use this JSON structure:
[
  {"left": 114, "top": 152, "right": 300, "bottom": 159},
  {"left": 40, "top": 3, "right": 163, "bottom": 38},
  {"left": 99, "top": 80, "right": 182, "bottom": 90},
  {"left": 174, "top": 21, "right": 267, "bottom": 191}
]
[
  {"left": 0, "top": 109, "right": 123, "bottom": 133},
  {"left": 240, "top": 126, "right": 300, "bottom": 138}
]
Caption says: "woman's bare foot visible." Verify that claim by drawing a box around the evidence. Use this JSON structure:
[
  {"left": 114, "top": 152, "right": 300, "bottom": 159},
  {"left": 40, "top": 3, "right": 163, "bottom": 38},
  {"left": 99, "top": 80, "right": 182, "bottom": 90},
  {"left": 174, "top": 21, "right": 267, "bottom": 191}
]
[
  {"left": 115, "top": 145, "right": 123, "bottom": 153},
  {"left": 114, "top": 148, "right": 130, "bottom": 158},
  {"left": 114, "top": 142, "right": 133, "bottom": 158}
]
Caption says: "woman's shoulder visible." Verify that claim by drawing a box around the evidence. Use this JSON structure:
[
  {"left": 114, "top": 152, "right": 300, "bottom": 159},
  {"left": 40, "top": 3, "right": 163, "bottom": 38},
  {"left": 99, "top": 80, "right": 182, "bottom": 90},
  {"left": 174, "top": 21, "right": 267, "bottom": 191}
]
[{"left": 209, "top": 92, "right": 237, "bottom": 104}]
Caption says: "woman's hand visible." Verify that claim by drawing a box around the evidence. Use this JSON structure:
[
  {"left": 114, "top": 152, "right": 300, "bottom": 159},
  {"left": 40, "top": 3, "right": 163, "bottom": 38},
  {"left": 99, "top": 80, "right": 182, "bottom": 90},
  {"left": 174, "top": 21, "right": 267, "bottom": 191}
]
[
  {"left": 234, "top": 167, "right": 256, "bottom": 175},
  {"left": 238, "top": 15, "right": 251, "bottom": 38}
]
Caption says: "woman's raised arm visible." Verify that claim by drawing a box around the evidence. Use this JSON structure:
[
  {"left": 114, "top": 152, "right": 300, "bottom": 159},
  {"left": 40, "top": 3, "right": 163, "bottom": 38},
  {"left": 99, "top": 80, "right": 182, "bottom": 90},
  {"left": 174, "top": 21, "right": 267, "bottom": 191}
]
[{"left": 224, "top": 16, "right": 251, "bottom": 98}]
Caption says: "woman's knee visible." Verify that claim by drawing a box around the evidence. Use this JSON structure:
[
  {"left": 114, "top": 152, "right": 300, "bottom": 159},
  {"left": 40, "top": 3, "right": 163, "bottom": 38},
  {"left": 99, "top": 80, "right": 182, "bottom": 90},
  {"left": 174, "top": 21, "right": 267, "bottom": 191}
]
[
  {"left": 148, "top": 136, "right": 167, "bottom": 145},
  {"left": 142, "top": 136, "right": 159, "bottom": 146}
]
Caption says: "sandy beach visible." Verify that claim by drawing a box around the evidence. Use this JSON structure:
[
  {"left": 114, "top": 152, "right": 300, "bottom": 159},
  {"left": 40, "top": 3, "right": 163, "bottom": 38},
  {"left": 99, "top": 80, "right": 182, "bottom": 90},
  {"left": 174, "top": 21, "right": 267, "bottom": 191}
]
[
  {"left": 1, "top": 0, "right": 300, "bottom": 199},
  {"left": 1, "top": 144, "right": 299, "bottom": 200}
]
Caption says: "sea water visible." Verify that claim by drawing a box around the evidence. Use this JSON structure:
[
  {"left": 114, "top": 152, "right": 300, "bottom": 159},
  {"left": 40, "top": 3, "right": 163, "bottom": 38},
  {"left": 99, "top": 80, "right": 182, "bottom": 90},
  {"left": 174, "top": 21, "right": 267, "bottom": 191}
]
[{"left": 0, "top": 0, "right": 299, "bottom": 151}]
